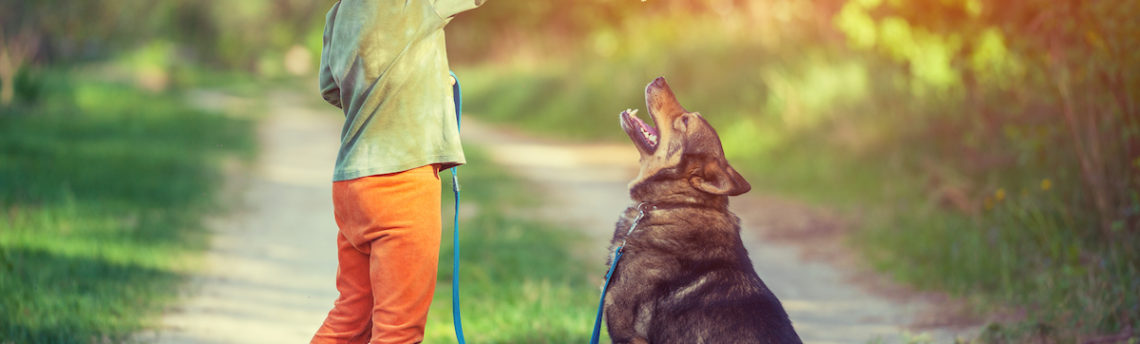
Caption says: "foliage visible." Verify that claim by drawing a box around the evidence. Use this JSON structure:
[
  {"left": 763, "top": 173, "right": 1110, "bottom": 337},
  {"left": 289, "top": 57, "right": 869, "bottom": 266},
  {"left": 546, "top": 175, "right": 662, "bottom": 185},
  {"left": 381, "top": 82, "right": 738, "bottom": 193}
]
[
  {"left": 0, "top": 69, "right": 254, "bottom": 343},
  {"left": 0, "top": 0, "right": 334, "bottom": 74},
  {"left": 832, "top": 0, "right": 1140, "bottom": 339},
  {"left": 835, "top": 0, "right": 1140, "bottom": 239}
]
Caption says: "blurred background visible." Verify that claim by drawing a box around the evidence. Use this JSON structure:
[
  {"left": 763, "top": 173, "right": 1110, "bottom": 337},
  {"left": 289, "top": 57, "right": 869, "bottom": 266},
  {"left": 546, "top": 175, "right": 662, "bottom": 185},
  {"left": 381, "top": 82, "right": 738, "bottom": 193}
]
[{"left": 1, "top": 0, "right": 1137, "bottom": 342}]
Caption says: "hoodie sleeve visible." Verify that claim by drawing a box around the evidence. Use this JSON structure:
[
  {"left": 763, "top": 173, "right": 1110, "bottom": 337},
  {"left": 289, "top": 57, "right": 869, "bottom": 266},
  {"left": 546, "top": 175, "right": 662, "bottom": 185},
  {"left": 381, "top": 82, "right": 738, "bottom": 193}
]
[
  {"left": 318, "top": 2, "right": 342, "bottom": 109},
  {"left": 431, "top": 0, "right": 486, "bottom": 19}
]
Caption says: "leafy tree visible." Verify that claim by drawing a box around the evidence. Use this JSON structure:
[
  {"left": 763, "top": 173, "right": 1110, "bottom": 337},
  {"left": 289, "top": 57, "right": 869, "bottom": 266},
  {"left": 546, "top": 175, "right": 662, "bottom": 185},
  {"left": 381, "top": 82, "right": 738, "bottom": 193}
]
[
  {"left": 836, "top": 0, "right": 1140, "bottom": 237},
  {"left": 0, "top": 0, "right": 334, "bottom": 105}
]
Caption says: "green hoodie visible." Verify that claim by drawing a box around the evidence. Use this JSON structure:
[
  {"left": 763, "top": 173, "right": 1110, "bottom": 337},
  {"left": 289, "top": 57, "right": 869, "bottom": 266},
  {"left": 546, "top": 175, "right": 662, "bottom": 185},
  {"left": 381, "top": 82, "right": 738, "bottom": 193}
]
[{"left": 319, "top": 0, "right": 485, "bottom": 181}]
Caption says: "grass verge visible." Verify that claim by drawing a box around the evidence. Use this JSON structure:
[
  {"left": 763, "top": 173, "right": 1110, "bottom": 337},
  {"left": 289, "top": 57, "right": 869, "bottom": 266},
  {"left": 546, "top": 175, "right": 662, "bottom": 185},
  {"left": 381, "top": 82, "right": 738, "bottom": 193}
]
[
  {"left": 424, "top": 148, "right": 608, "bottom": 343},
  {"left": 0, "top": 69, "right": 255, "bottom": 343}
]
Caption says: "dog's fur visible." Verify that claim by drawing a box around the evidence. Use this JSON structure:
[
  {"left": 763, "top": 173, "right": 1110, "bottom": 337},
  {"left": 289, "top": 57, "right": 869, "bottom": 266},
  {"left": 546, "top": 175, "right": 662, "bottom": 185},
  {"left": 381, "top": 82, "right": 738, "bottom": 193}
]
[{"left": 604, "top": 77, "right": 801, "bottom": 343}]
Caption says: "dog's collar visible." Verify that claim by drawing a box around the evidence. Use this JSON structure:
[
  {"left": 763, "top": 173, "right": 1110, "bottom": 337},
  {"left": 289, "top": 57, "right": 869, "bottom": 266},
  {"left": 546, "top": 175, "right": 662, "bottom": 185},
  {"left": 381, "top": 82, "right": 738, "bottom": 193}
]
[
  {"left": 624, "top": 200, "right": 725, "bottom": 240},
  {"left": 638, "top": 200, "right": 725, "bottom": 212}
]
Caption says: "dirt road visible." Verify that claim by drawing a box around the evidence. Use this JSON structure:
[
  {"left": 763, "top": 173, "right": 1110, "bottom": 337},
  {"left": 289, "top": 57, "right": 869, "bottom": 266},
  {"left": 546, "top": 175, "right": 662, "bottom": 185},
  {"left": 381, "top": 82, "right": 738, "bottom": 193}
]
[
  {"left": 147, "top": 89, "right": 976, "bottom": 343},
  {"left": 141, "top": 90, "right": 342, "bottom": 343}
]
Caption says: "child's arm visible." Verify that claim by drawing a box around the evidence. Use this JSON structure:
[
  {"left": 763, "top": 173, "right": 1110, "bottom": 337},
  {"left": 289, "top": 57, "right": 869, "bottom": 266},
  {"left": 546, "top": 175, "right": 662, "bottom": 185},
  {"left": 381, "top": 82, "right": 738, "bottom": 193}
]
[{"left": 319, "top": 2, "right": 342, "bottom": 109}]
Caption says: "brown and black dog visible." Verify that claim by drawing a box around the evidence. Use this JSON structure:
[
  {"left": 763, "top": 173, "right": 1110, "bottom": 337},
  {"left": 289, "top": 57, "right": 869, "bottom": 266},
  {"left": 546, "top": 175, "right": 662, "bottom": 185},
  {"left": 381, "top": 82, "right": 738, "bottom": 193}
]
[{"left": 604, "top": 77, "right": 801, "bottom": 343}]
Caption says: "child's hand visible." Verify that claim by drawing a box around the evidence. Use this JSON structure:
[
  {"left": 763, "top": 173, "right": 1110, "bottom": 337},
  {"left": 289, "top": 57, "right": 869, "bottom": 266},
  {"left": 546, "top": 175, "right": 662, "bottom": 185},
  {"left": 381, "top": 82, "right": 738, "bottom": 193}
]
[{"left": 450, "top": 75, "right": 457, "bottom": 86}]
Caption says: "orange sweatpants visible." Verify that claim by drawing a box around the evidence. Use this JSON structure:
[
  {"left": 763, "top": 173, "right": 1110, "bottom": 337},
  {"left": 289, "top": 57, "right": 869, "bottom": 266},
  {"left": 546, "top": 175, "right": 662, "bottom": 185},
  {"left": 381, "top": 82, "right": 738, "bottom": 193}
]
[{"left": 312, "top": 164, "right": 442, "bottom": 344}]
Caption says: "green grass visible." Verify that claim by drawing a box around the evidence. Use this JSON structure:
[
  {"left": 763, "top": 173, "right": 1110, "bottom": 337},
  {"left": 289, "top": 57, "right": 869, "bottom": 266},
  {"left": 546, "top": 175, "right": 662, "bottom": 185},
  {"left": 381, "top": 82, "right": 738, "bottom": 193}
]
[
  {"left": 0, "top": 69, "right": 255, "bottom": 343},
  {"left": 858, "top": 188, "right": 1140, "bottom": 340},
  {"left": 424, "top": 148, "right": 608, "bottom": 343}
]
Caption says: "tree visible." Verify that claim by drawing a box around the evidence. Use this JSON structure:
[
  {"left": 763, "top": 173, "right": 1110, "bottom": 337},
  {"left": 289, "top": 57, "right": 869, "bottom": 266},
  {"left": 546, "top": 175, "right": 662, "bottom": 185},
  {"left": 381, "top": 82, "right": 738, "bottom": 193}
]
[
  {"left": 0, "top": 28, "right": 38, "bottom": 106},
  {"left": 836, "top": 0, "right": 1140, "bottom": 235}
]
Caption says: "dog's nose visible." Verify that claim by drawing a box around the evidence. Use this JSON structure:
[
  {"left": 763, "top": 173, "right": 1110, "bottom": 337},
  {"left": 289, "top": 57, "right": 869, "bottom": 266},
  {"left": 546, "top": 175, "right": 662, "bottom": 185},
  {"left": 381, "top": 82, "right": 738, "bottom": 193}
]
[{"left": 653, "top": 77, "right": 667, "bottom": 87}]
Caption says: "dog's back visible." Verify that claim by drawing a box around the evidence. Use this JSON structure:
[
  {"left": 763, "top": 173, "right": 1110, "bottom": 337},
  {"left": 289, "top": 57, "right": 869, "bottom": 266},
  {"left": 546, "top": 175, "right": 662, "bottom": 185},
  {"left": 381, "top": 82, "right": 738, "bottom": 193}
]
[
  {"left": 607, "top": 205, "right": 801, "bottom": 343},
  {"left": 649, "top": 239, "right": 800, "bottom": 343}
]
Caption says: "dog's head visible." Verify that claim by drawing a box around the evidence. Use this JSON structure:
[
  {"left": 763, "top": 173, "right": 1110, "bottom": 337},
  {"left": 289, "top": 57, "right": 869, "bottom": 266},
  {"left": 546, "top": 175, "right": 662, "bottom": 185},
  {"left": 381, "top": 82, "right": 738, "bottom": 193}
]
[{"left": 619, "top": 77, "right": 751, "bottom": 201}]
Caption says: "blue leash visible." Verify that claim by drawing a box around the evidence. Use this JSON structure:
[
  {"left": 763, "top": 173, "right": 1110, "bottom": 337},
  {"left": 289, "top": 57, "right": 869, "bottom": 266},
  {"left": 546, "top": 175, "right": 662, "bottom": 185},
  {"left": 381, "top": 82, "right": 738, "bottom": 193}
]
[
  {"left": 589, "top": 249, "right": 623, "bottom": 344},
  {"left": 448, "top": 71, "right": 634, "bottom": 344},
  {"left": 448, "top": 71, "right": 466, "bottom": 344},
  {"left": 590, "top": 203, "right": 648, "bottom": 344}
]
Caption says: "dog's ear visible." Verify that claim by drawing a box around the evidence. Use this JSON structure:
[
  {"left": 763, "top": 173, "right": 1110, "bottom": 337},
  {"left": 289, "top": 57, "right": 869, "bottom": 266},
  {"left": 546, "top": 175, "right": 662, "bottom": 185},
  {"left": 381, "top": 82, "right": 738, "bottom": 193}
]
[{"left": 690, "top": 159, "right": 751, "bottom": 196}]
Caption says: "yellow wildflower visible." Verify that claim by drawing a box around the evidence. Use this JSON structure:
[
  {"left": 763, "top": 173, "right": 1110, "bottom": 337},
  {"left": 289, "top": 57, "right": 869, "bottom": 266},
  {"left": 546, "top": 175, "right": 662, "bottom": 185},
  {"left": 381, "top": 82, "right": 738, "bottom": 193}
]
[
  {"left": 995, "top": 188, "right": 1006, "bottom": 202},
  {"left": 1041, "top": 179, "right": 1052, "bottom": 191}
]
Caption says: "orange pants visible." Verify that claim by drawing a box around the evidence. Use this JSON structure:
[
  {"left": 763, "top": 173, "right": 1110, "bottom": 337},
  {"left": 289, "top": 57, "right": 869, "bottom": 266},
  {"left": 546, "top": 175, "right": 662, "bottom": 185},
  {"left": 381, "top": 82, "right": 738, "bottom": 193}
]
[{"left": 312, "top": 165, "right": 442, "bottom": 344}]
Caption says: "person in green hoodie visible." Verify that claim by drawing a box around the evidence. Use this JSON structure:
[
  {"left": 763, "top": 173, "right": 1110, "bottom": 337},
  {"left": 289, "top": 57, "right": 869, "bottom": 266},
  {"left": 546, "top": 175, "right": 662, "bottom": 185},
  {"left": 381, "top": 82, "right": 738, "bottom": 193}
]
[{"left": 312, "top": 1, "right": 486, "bottom": 343}]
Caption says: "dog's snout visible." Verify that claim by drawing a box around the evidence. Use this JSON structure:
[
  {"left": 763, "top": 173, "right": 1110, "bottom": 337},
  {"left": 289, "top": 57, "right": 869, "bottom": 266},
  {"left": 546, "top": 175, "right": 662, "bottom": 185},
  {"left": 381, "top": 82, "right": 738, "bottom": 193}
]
[
  {"left": 647, "top": 77, "right": 670, "bottom": 94},
  {"left": 648, "top": 77, "right": 674, "bottom": 95},
  {"left": 646, "top": 77, "right": 687, "bottom": 118}
]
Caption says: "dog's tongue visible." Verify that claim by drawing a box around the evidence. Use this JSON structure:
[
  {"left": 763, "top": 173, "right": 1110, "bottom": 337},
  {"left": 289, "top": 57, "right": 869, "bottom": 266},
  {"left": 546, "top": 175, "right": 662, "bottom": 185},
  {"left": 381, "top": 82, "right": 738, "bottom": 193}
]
[
  {"left": 623, "top": 109, "right": 658, "bottom": 148},
  {"left": 636, "top": 116, "right": 659, "bottom": 147}
]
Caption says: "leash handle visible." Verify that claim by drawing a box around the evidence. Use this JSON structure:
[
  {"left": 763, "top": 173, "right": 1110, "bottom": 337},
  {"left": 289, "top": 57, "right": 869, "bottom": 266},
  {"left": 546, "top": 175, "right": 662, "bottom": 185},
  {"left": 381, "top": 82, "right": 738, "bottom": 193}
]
[{"left": 449, "top": 71, "right": 466, "bottom": 344}]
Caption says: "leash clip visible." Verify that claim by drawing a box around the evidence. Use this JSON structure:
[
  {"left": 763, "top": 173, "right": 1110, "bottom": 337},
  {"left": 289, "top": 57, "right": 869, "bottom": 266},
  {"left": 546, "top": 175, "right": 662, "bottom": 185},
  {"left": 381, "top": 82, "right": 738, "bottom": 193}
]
[{"left": 625, "top": 202, "right": 649, "bottom": 236}]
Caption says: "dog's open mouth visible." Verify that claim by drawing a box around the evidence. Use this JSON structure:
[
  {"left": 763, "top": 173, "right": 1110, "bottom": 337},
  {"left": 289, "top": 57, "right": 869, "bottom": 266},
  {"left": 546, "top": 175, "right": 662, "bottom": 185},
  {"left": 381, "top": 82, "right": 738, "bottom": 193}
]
[{"left": 621, "top": 109, "right": 659, "bottom": 153}]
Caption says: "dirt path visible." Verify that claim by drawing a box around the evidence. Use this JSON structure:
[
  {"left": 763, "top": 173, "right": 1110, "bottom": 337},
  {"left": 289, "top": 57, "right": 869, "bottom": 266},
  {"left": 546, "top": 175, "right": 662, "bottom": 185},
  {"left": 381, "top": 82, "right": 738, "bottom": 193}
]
[
  {"left": 142, "top": 90, "right": 342, "bottom": 343},
  {"left": 147, "top": 88, "right": 977, "bottom": 343}
]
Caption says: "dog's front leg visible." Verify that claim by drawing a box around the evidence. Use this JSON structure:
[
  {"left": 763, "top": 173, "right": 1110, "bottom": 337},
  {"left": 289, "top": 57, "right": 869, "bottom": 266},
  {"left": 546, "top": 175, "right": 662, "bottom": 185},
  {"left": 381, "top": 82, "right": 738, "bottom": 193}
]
[
  {"left": 604, "top": 299, "right": 646, "bottom": 344},
  {"left": 604, "top": 276, "right": 652, "bottom": 344}
]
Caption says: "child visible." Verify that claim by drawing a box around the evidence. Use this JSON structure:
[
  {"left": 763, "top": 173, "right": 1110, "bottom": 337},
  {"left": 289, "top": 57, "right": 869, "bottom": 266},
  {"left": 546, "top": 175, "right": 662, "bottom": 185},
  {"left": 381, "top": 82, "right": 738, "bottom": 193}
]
[{"left": 312, "top": 1, "right": 486, "bottom": 343}]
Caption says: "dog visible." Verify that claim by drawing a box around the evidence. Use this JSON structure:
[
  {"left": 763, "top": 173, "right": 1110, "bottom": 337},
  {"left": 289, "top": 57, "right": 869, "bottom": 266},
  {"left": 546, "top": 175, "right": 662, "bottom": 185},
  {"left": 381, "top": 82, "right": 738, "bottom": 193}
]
[{"left": 604, "top": 77, "right": 801, "bottom": 343}]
